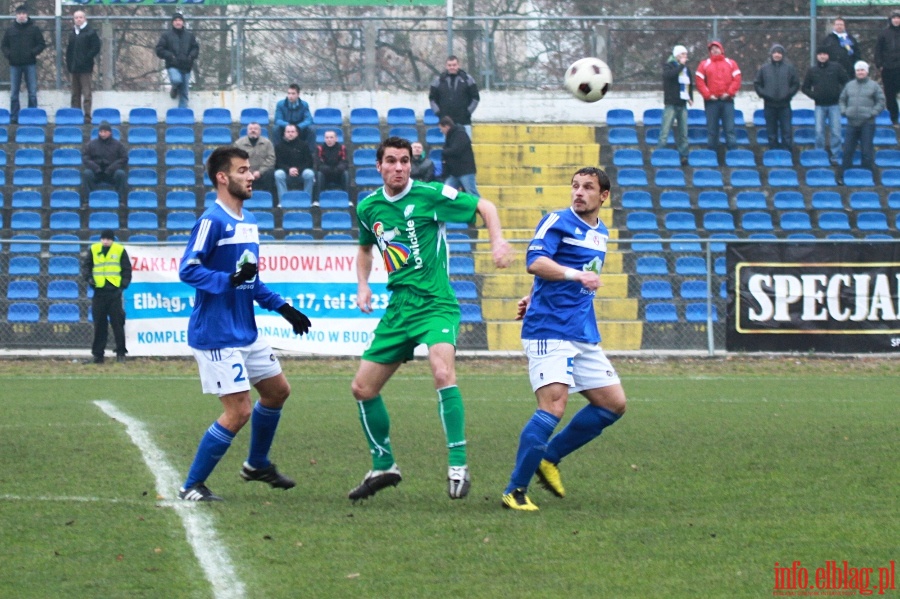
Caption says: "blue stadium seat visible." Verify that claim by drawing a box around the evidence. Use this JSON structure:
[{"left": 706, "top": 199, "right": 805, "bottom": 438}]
[
  {"left": 355, "top": 168, "right": 383, "bottom": 187},
  {"left": 655, "top": 169, "right": 686, "bottom": 187},
  {"left": 606, "top": 108, "right": 635, "bottom": 126},
  {"left": 49, "top": 211, "right": 80, "bottom": 230},
  {"left": 806, "top": 168, "right": 838, "bottom": 187},
  {"left": 0, "top": 127, "right": 7, "bottom": 143},
  {"left": 818, "top": 211, "right": 850, "bottom": 230},
  {"left": 844, "top": 168, "right": 875, "bottom": 186},
  {"left": 866, "top": 233, "right": 892, "bottom": 240},
  {"left": 15, "top": 148, "right": 44, "bottom": 166},
  {"left": 722, "top": 128, "right": 750, "bottom": 145},
  {"left": 876, "top": 109, "right": 892, "bottom": 125},
  {"left": 386, "top": 107, "right": 416, "bottom": 125},
  {"left": 48, "top": 303, "right": 80, "bottom": 323},
  {"left": 459, "top": 303, "right": 483, "bottom": 323},
  {"left": 811, "top": 191, "right": 843, "bottom": 209},
  {"left": 849, "top": 191, "right": 881, "bottom": 210},
  {"left": 165, "top": 127, "right": 195, "bottom": 144},
  {"left": 280, "top": 191, "right": 312, "bottom": 209},
  {"left": 127, "top": 148, "right": 157, "bottom": 166},
  {"left": 202, "top": 127, "right": 232, "bottom": 145},
  {"left": 651, "top": 149, "right": 681, "bottom": 167},
  {"left": 635, "top": 256, "right": 668, "bottom": 275},
  {"left": 671, "top": 233, "right": 702, "bottom": 252},
  {"left": 710, "top": 233, "right": 738, "bottom": 253},
  {"left": 126, "top": 127, "right": 157, "bottom": 145},
  {"left": 889, "top": 192, "right": 900, "bottom": 209},
  {"left": 693, "top": 169, "right": 723, "bottom": 187},
  {"left": 18, "top": 107, "right": 47, "bottom": 125},
  {"left": 423, "top": 108, "right": 439, "bottom": 125},
  {"left": 731, "top": 170, "right": 762, "bottom": 187},
  {"left": 793, "top": 128, "right": 816, "bottom": 145},
  {"left": 688, "top": 149, "right": 718, "bottom": 167},
  {"left": 255, "top": 212, "right": 275, "bottom": 231},
  {"left": 55, "top": 107, "right": 84, "bottom": 125},
  {"left": 129, "top": 107, "right": 158, "bottom": 125},
  {"left": 319, "top": 190, "right": 350, "bottom": 209},
  {"left": 881, "top": 170, "right": 900, "bottom": 186},
  {"left": 353, "top": 148, "right": 377, "bottom": 167},
  {"left": 53, "top": 126, "right": 83, "bottom": 145},
  {"left": 16, "top": 126, "right": 44, "bottom": 144},
  {"left": 659, "top": 191, "right": 691, "bottom": 209},
  {"left": 202, "top": 108, "right": 232, "bottom": 125},
  {"left": 724, "top": 149, "right": 755, "bottom": 167},
  {"left": 203, "top": 191, "right": 216, "bottom": 207},
  {"left": 127, "top": 212, "right": 159, "bottom": 230},
  {"left": 429, "top": 149, "right": 443, "bottom": 178},
  {"left": 89, "top": 190, "right": 119, "bottom": 208},
  {"left": 630, "top": 233, "right": 663, "bottom": 252},
  {"left": 7, "top": 302, "right": 39, "bottom": 323},
  {"left": 742, "top": 212, "right": 774, "bottom": 231},
  {"left": 166, "top": 107, "right": 195, "bottom": 125},
  {"left": 51, "top": 168, "right": 80, "bottom": 187},
  {"left": 314, "top": 107, "right": 343, "bottom": 126},
  {"left": 167, "top": 234, "right": 191, "bottom": 243},
  {"left": 625, "top": 212, "right": 657, "bottom": 231},
  {"left": 613, "top": 149, "right": 643, "bottom": 166},
  {"left": 714, "top": 256, "right": 727, "bottom": 274},
  {"left": 763, "top": 149, "right": 793, "bottom": 167},
  {"left": 451, "top": 280, "right": 478, "bottom": 300},
  {"left": 52, "top": 148, "right": 82, "bottom": 166},
  {"left": 282, "top": 212, "right": 314, "bottom": 231},
  {"left": 618, "top": 168, "right": 648, "bottom": 186},
  {"left": 351, "top": 126, "right": 381, "bottom": 144},
  {"left": 685, "top": 303, "right": 718, "bottom": 323},
  {"left": 640, "top": 280, "right": 674, "bottom": 299},
  {"left": 680, "top": 280, "right": 709, "bottom": 299},
  {"left": 645, "top": 303, "right": 678, "bottom": 323},
  {"left": 791, "top": 108, "right": 815, "bottom": 126},
  {"left": 10, "top": 234, "right": 40, "bottom": 254},
  {"left": 388, "top": 126, "right": 418, "bottom": 143},
  {"left": 166, "top": 168, "right": 196, "bottom": 187},
  {"left": 47, "top": 280, "right": 79, "bottom": 300},
  {"left": 8, "top": 280, "right": 39, "bottom": 299},
  {"left": 687, "top": 108, "right": 706, "bottom": 126},
  {"left": 11, "top": 211, "right": 41, "bottom": 230},
  {"left": 873, "top": 128, "right": 897, "bottom": 145},
  {"left": 608, "top": 127, "right": 639, "bottom": 145},
  {"left": 734, "top": 110, "right": 746, "bottom": 126},
  {"left": 166, "top": 212, "right": 197, "bottom": 230},
  {"left": 323, "top": 233, "right": 353, "bottom": 241},
  {"left": 449, "top": 256, "right": 475, "bottom": 275},
  {"left": 13, "top": 168, "right": 42, "bottom": 186},
  {"left": 800, "top": 149, "right": 830, "bottom": 167},
  {"left": 621, "top": 190, "right": 652, "bottom": 209},
  {"left": 856, "top": 212, "right": 889, "bottom": 231},
  {"left": 773, "top": 191, "right": 805, "bottom": 210},
  {"left": 9, "top": 256, "right": 40, "bottom": 275},
  {"left": 788, "top": 233, "right": 816, "bottom": 240},
  {"left": 349, "top": 107, "right": 379, "bottom": 125},
  {"left": 285, "top": 233, "right": 314, "bottom": 241},
  {"left": 321, "top": 211, "right": 353, "bottom": 230},
  {"left": 697, "top": 191, "right": 729, "bottom": 209},
  {"left": 128, "top": 191, "right": 158, "bottom": 209},
  {"left": 675, "top": 256, "right": 706, "bottom": 275},
  {"left": 164, "top": 191, "right": 195, "bottom": 209},
  {"left": 780, "top": 211, "right": 812, "bottom": 231},
  {"left": 245, "top": 191, "right": 273, "bottom": 209},
  {"left": 88, "top": 212, "right": 119, "bottom": 230},
  {"left": 92, "top": 107, "right": 121, "bottom": 124},
  {"left": 48, "top": 256, "right": 80, "bottom": 275},
  {"left": 875, "top": 149, "right": 900, "bottom": 167},
  {"left": 425, "top": 127, "right": 444, "bottom": 145},
  {"left": 644, "top": 128, "right": 671, "bottom": 145},
  {"left": 12, "top": 191, "right": 42, "bottom": 208},
  {"left": 165, "top": 149, "right": 195, "bottom": 166},
  {"left": 642, "top": 108, "right": 663, "bottom": 126},
  {"left": 240, "top": 107, "right": 269, "bottom": 125},
  {"left": 448, "top": 233, "right": 473, "bottom": 253},
  {"left": 128, "top": 169, "right": 158, "bottom": 187},
  {"left": 703, "top": 211, "right": 735, "bottom": 231}
]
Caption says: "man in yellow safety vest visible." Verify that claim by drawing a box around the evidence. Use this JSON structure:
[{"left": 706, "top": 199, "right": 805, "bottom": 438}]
[{"left": 82, "top": 229, "right": 132, "bottom": 363}]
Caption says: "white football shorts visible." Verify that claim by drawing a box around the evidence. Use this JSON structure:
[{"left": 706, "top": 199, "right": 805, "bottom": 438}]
[
  {"left": 192, "top": 337, "right": 283, "bottom": 396},
  {"left": 522, "top": 339, "right": 621, "bottom": 393}
]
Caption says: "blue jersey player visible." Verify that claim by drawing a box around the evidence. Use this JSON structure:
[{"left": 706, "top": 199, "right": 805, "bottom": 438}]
[
  {"left": 502, "top": 167, "right": 627, "bottom": 511},
  {"left": 177, "top": 146, "right": 311, "bottom": 502}
]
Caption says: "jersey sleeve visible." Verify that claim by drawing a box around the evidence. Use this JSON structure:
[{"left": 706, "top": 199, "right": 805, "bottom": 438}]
[
  {"left": 525, "top": 212, "right": 563, "bottom": 268},
  {"left": 254, "top": 280, "right": 286, "bottom": 312},
  {"left": 430, "top": 183, "right": 479, "bottom": 224},
  {"left": 179, "top": 217, "right": 231, "bottom": 292},
  {"left": 357, "top": 203, "right": 376, "bottom": 246}
]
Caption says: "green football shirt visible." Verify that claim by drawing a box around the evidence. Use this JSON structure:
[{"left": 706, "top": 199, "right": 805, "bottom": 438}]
[{"left": 357, "top": 180, "right": 479, "bottom": 297}]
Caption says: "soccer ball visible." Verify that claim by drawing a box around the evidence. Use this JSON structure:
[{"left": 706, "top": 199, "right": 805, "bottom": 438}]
[{"left": 564, "top": 57, "right": 612, "bottom": 103}]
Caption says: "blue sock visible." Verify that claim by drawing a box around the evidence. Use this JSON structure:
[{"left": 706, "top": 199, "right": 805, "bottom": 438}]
[
  {"left": 504, "top": 410, "right": 560, "bottom": 494},
  {"left": 183, "top": 421, "right": 235, "bottom": 490},
  {"left": 544, "top": 404, "right": 621, "bottom": 465},
  {"left": 247, "top": 401, "right": 282, "bottom": 469}
]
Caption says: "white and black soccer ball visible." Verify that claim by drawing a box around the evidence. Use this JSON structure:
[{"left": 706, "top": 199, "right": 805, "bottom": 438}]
[{"left": 564, "top": 57, "right": 613, "bottom": 103}]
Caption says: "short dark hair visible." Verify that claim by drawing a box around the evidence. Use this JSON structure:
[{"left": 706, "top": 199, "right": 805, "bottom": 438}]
[
  {"left": 438, "top": 116, "right": 455, "bottom": 128},
  {"left": 288, "top": 83, "right": 300, "bottom": 93},
  {"left": 207, "top": 146, "right": 249, "bottom": 189},
  {"left": 447, "top": 55, "right": 459, "bottom": 62},
  {"left": 573, "top": 167, "right": 611, "bottom": 192},
  {"left": 376, "top": 136, "right": 413, "bottom": 163}
]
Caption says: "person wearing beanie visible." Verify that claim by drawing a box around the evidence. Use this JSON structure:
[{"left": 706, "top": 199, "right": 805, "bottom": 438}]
[
  {"left": 802, "top": 46, "right": 850, "bottom": 163},
  {"left": 695, "top": 40, "right": 742, "bottom": 151},
  {"left": 820, "top": 17, "right": 860, "bottom": 79},
  {"left": 875, "top": 9, "right": 900, "bottom": 124},
  {"left": 82, "top": 229, "right": 132, "bottom": 364},
  {"left": 82, "top": 120, "right": 128, "bottom": 199},
  {"left": 65, "top": 9, "right": 101, "bottom": 122},
  {"left": 753, "top": 43, "right": 800, "bottom": 150},
  {"left": 155, "top": 11, "right": 199, "bottom": 108},
  {"left": 837, "top": 60, "right": 885, "bottom": 183},
  {"left": 1, "top": 4, "right": 47, "bottom": 123},
  {"left": 658, "top": 44, "right": 693, "bottom": 163}
]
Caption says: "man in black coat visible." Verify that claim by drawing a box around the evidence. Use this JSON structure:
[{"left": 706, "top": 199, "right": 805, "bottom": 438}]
[
  {"left": 65, "top": 9, "right": 101, "bottom": 123},
  {"left": 429, "top": 56, "right": 480, "bottom": 138},
  {"left": 754, "top": 43, "right": 800, "bottom": 150},
  {"left": 820, "top": 17, "right": 861, "bottom": 79},
  {"left": 274, "top": 124, "right": 316, "bottom": 205},
  {"left": 875, "top": 9, "right": 900, "bottom": 125},
  {"left": 802, "top": 47, "right": 850, "bottom": 163},
  {"left": 317, "top": 129, "right": 349, "bottom": 193},
  {"left": 658, "top": 45, "right": 693, "bottom": 163},
  {"left": 82, "top": 121, "right": 128, "bottom": 199},
  {"left": 1, "top": 4, "right": 46, "bottom": 123},
  {"left": 438, "top": 116, "right": 479, "bottom": 197},
  {"left": 155, "top": 12, "right": 200, "bottom": 109}
]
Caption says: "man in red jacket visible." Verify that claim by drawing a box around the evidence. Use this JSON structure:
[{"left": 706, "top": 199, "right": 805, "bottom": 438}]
[{"left": 695, "top": 40, "right": 742, "bottom": 151}]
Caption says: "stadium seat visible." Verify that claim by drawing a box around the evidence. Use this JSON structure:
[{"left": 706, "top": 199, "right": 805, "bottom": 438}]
[
  {"left": 48, "top": 303, "right": 80, "bottom": 323},
  {"left": 128, "top": 107, "right": 158, "bottom": 125},
  {"left": 355, "top": 168, "right": 383, "bottom": 187},
  {"left": 323, "top": 233, "right": 353, "bottom": 241},
  {"left": 280, "top": 191, "right": 312, "bottom": 209},
  {"left": 789, "top": 233, "right": 816, "bottom": 240},
  {"left": 876, "top": 109, "right": 892, "bottom": 125},
  {"left": 697, "top": 191, "right": 729, "bottom": 209},
  {"left": 127, "top": 212, "right": 159, "bottom": 231},
  {"left": 773, "top": 191, "right": 805, "bottom": 210},
  {"left": 388, "top": 126, "right": 418, "bottom": 143},
  {"left": 780, "top": 212, "right": 812, "bottom": 231},
  {"left": 16, "top": 126, "right": 45, "bottom": 144},
  {"left": 49, "top": 212, "right": 80, "bottom": 230},
  {"left": 459, "top": 303, "right": 483, "bottom": 323},
  {"left": 806, "top": 168, "right": 838, "bottom": 187},
  {"left": 451, "top": 280, "right": 478, "bottom": 300},
  {"left": 625, "top": 212, "right": 657, "bottom": 231},
  {"left": 675, "top": 256, "right": 706, "bottom": 275},
  {"left": 202, "top": 127, "right": 232, "bottom": 145},
  {"left": 353, "top": 148, "right": 377, "bottom": 167},
  {"left": 349, "top": 107, "right": 379, "bottom": 125},
  {"left": 621, "top": 191, "right": 652, "bottom": 209},
  {"left": 89, "top": 190, "right": 119, "bottom": 208},
  {"left": 617, "top": 168, "right": 648, "bottom": 186},
  {"left": 319, "top": 190, "right": 350, "bottom": 209},
  {"left": 321, "top": 212, "right": 353, "bottom": 230},
  {"left": 10, "top": 234, "right": 40, "bottom": 255},
  {"left": 285, "top": 233, "right": 314, "bottom": 241},
  {"left": 14, "top": 148, "right": 44, "bottom": 166},
  {"left": 448, "top": 232, "right": 473, "bottom": 253},
  {"left": 166, "top": 168, "right": 196, "bottom": 187},
  {"left": 856, "top": 212, "right": 889, "bottom": 231},
  {"left": 13, "top": 168, "right": 42, "bottom": 186},
  {"left": 245, "top": 191, "right": 274, "bottom": 209},
  {"left": 18, "top": 107, "right": 47, "bottom": 125},
  {"left": 763, "top": 149, "right": 793, "bottom": 167},
  {"left": 651, "top": 148, "right": 683, "bottom": 167},
  {"left": 53, "top": 126, "right": 83, "bottom": 145},
  {"left": 875, "top": 149, "right": 900, "bottom": 167},
  {"left": 92, "top": 107, "right": 121, "bottom": 124},
  {"left": 166, "top": 107, "right": 195, "bottom": 125},
  {"left": 607, "top": 127, "right": 639, "bottom": 145},
  {"left": 659, "top": 190, "right": 690, "bottom": 209},
  {"left": 12, "top": 191, "right": 42, "bottom": 208},
  {"left": 731, "top": 169, "right": 762, "bottom": 187},
  {"left": 723, "top": 149, "right": 755, "bottom": 167},
  {"left": 425, "top": 127, "right": 444, "bottom": 145},
  {"left": 881, "top": 169, "right": 900, "bottom": 186},
  {"left": 655, "top": 169, "right": 686, "bottom": 187},
  {"left": 866, "top": 233, "right": 892, "bottom": 240},
  {"left": 742, "top": 212, "right": 774, "bottom": 231},
  {"left": 8, "top": 280, "right": 39, "bottom": 299},
  {"left": 11, "top": 211, "right": 41, "bottom": 230},
  {"left": 386, "top": 107, "right": 416, "bottom": 125},
  {"left": 50, "top": 190, "right": 80, "bottom": 209},
  {"left": 793, "top": 128, "right": 816, "bottom": 145},
  {"left": 55, "top": 107, "right": 84, "bottom": 125},
  {"left": 606, "top": 108, "right": 636, "bottom": 126},
  {"left": 687, "top": 108, "right": 706, "bottom": 126},
  {"left": 645, "top": 302, "right": 678, "bottom": 322},
  {"left": 164, "top": 191, "right": 195, "bottom": 209},
  {"left": 811, "top": 191, "right": 843, "bottom": 209},
  {"left": 843, "top": 168, "right": 875, "bottom": 186},
  {"left": 166, "top": 212, "right": 197, "bottom": 230},
  {"left": 202, "top": 108, "right": 232, "bottom": 125},
  {"left": 128, "top": 169, "right": 158, "bottom": 187},
  {"left": 7, "top": 302, "right": 39, "bottom": 323},
  {"left": 710, "top": 233, "right": 737, "bottom": 253},
  {"left": 88, "top": 212, "right": 119, "bottom": 230},
  {"left": 703, "top": 211, "right": 735, "bottom": 231},
  {"left": 685, "top": 303, "right": 718, "bottom": 323},
  {"left": 636, "top": 256, "right": 668, "bottom": 275},
  {"left": 791, "top": 108, "right": 815, "bottom": 126},
  {"left": 640, "top": 280, "right": 674, "bottom": 299},
  {"left": 128, "top": 191, "right": 158, "bottom": 209},
  {"left": 255, "top": 212, "right": 275, "bottom": 231},
  {"left": 687, "top": 128, "right": 708, "bottom": 145},
  {"left": 48, "top": 256, "right": 80, "bottom": 276},
  {"left": 9, "top": 256, "right": 40, "bottom": 275},
  {"left": 671, "top": 233, "right": 702, "bottom": 252},
  {"left": 47, "top": 280, "right": 80, "bottom": 300},
  {"left": 449, "top": 256, "right": 475, "bottom": 275},
  {"left": 873, "top": 128, "right": 897, "bottom": 145},
  {"left": 52, "top": 148, "right": 82, "bottom": 166},
  {"left": 693, "top": 169, "right": 724, "bottom": 187},
  {"left": 644, "top": 128, "right": 671, "bottom": 145},
  {"left": 165, "top": 127, "right": 195, "bottom": 144},
  {"left": 282, "top": 212, "right": 314, "bottom": 231},
  {"left": 165, "top": 149, "right": 196, "bottom": 166},
  {"left": 680, "top": 280, "right": 709, "bottom": 299},
  {"left": 51, "top": 168, "right": 80, "bottom": 187},
  {"left": 818, "top": 211, "right": 850, "bottom": 230},
  {"left": 126, "top": 127, "right": 157, "bottom": 145},
  {"left": 642, "top": 108, "right": 662, "bottom": 126},
  {"left": 127, "top": 148, "right": 157, "bottom": 166},
  {"left": 849, "top": 191, "right": 881, "bottom": 210},
  {"left": 240, "top": 107, "right": 269, "bottom": 125},
  {"left": 613, "top": 149, "right": 643, "bottom": 166},
  {"left": 800, "top": 149, "right": 830, "bottom": 167},
  {"left": 423, "top": 108, "right": 439, "bottom": 126},
  {"left": 0, "top": 127, "right": 7, "bottom": 143},
  {"left": 314, "top": 107, "right": 343, "bottom": 126},
  {"left": 351, "top": 126, "right": 382, "bottom": 144},
  {"left": 688, "top": 149, "right": 718, "bottom": 167},
  {"left": 630, "top": 233, "right": 663, "bottom": 252}
]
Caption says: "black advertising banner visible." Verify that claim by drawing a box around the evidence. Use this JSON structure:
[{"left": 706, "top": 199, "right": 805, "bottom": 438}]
[{"left": 726, "top": 242, "right": 900, "bottom": 353}]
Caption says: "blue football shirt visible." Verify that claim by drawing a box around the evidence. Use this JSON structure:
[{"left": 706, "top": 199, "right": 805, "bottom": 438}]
[
  {"left": 179, "top": 200, "right": 286, "bottom": 350},
  {"left": 520, "top": 207, "right": 609, "bottom": 343}
]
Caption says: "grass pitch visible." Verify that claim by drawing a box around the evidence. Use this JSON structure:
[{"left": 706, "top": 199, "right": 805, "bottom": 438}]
[{"left": 0, "top": 357, "right": 896, "bottom": 598}]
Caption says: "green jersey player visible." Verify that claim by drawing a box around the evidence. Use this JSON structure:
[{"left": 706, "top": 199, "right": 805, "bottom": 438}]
[{"left": 348, "top": 136, "right": 513, "bottom": 501}]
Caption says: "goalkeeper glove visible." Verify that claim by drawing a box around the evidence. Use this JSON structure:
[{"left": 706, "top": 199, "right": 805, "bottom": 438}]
[
  {"left": 277, "top": 303, "right": 311, "bottom": 336},
  {"left": 229, "top": 262, "right": 258, "bottom": 287}
]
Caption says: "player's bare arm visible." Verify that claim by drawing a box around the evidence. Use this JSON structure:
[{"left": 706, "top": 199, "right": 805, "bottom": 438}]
[
  {"left": 356, "top": 244, "right": 375, "bottom": 313},
  {"left": 475, "top": 198, "right": 513, "bottom": 268},
  {"left": 527, "top": 256, "right": 601, "bottom": 291}
]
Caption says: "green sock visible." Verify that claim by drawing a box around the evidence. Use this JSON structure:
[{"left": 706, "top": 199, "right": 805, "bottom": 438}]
[
  {"left": 357, "top": 395, "right": 395, "bottom": 470},
  {"left": 437, "top": 386, "right": 467, "bottom": 467}
]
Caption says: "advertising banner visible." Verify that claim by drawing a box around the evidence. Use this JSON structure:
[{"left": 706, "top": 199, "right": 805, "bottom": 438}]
[
  {"left": 67, "top": 0, "right": 443, "bottom": 5},
  {"left": 124, "top": 242, "right": 388, "bottom": 356},
  {"left": 726, "top": 242, "right": 900, "bottom": 353}
]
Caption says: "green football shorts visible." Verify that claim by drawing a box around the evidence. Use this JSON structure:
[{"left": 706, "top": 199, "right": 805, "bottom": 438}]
[{"left": 362, "top": 287, "right": 460, "bottom": 364}]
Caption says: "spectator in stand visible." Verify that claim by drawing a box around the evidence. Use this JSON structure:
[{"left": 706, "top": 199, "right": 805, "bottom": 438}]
[
  {"left": 410, "top": 141, "right": 435, "bottom": 182},
  {"left": 802, "top": 46, "right": 849, "bottom": 164},
  {"left": 658, "top": 45, "right": 693, "bottom": 165},
  {"left": 234, "top": 122, "right": 276, "bottom": 195},
  {"left": 429, "top": 55, "right": 480, "bottom": 138},
  {"left": 274, "top": 83, "right": 315, "bottom": 153},
  {"left": 874, "top": 9, "right": 900, "bottom": 126},
  {"left": 155, "top": 12, "right": 200, "bottom": 109},
  {"left": 316, "top": 129, "right": 349, "bottom": 196},
  {"left": 65, "top": 9, "right": 101, "bottom": 123},
  {"left": 695, "top": 40, "right": 741, "bottom": 151},
  {"left": 838, "top": 61, "right": 885, "bottom": 185},
  {"left": 821, "top": 17, "right": 860, "bottom": 79},
  {"left": 1, "top": 4, "right": 46, "bottom": 124},
  {"left": 274, "top": 123, "right": 316, "bottom": 206},
  {"left": 438, "top": 116, "right": 479, "bottom": 197},
  {"left": 753, "top": 43, "right": 800, "bottom": 151},
  {"left": 82, "top": 121, "right": 127, "bottom": 199}
]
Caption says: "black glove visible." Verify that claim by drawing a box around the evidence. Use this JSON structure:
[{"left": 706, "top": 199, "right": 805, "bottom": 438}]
[
  {"left": 229, "top": 262, "right": 258, "bottom": 287},
  {"left": 277, "top": 304, "right": 311, "bottom": 336}
]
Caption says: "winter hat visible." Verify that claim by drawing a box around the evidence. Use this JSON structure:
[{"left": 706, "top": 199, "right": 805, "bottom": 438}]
[
  {"left": 98, "top": 121, "right": 112, "bottom": 132},
  {"left": 172, "top": 12, "right": 184, "bottom": 21},
  {"left": 855, "top": 60, "right": 869, "bottom": 73},
  {"left": 15, "top": 4, "right": 27, "bottom": 14},
  {"left": 770, "top": 44, "right": 785, "bottom": 55},
  {"left": 816, "top": 46, "right": 829, "bottom": 55},
  {"left": 100, "top": 229, "right": 116, "bottom": 241},
  {"left": 891, "top": 9, "right": 900, "bottom": 18},
  {"left": 672, "top": 45, "right": 688, "bottom": 57}
]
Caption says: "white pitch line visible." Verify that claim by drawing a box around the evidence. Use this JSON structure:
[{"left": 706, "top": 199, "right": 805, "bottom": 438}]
[{"left": 94, "top": 400, "right": 246, "bottom": 599}]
